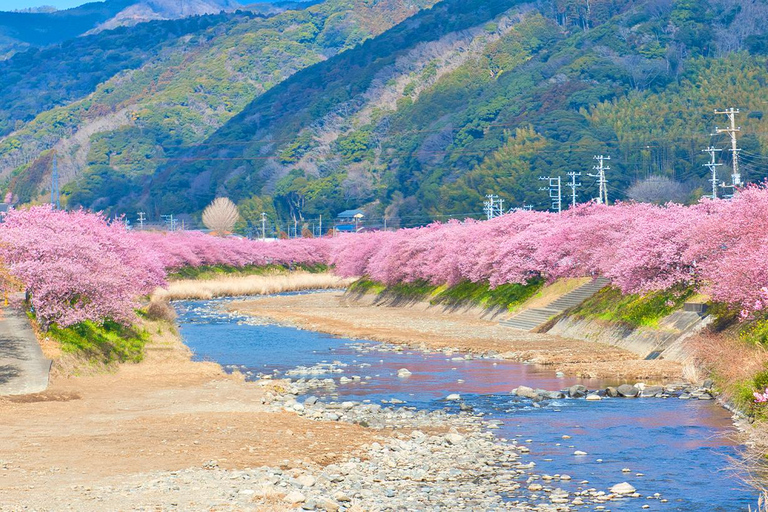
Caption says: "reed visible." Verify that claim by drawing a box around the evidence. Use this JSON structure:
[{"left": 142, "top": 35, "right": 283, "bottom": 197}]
[{"left": 153, "top": 272, "right": 354, "bottom": 301}]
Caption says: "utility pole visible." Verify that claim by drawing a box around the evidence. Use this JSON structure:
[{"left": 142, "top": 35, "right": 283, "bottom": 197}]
[
  {"left": 261, "top": 212, "right": 267, "bottom": 241},
  {"left": 539, "top": 176, "right": 562, "bottom": 213},
  {"left": 588, "top": 155, "right": 610, "bottom": 204},
  {"left": 319, "top": 214, "right": 323, "bottom": 237},
  {"left": 714, "top": 108, "right": 741, "bottom": 187},
  {"left": 162, "top": 214, "right": 177, "bottom": 232},
  {"left": 137, "top": 211, "right": 146, "bottom": 230},
  {"left": 50, "top": 152, "right": 60, "bottom": 209},
  {"left": 483, "top": 194, "right": 504, "bottom": 220},
  {"left": 702, "top": 147, "right": 723, "bottom": 200},
  {"left": 566, "top": 171, "right": 581, "bottom": 208}
]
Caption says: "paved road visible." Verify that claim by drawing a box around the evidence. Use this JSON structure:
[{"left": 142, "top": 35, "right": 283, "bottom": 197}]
[{"left": 0, "top": 304, "right": 50, "bottom": 395}]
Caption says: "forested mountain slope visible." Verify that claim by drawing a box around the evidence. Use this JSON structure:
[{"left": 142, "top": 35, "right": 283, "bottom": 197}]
[
  {"left": 0, "top": 0, "right": 437, "bottom": 207},
  {"left": 142, "top": 0, "right": 768, "bottom": 228},
  {"left": 5, "top": 0, "right": 768, "bottom": 231}
]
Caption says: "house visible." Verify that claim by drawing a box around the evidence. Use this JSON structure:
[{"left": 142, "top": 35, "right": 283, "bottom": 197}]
[{"left": 335, "top": 209, "right": 365, "bottom": 232}]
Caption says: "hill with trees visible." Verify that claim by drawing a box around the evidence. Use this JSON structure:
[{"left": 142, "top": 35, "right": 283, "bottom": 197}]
[{"left": 3, "top": 0, "right": 768, "bottom": 231}]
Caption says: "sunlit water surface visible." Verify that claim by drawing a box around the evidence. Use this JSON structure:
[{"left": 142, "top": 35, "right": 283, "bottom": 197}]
[{"left": 175, "top": 294, "right": 756, "bottom": 511}]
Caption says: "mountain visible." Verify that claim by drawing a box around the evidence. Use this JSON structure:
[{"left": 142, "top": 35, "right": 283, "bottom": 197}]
[
  {"left": 137, "top": 0, "right": 768, "bottom": 228},
  {"left": 0, "top": 0, "right": 306, "bottom": 59},
  {"left": 0, "top": 0, "right": 438, "bottom": 206},
  {"left": 4, "top": 0, "right": 768, "bottom": 230}
]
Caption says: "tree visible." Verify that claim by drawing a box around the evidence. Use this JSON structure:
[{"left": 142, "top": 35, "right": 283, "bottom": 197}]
[
  {"left": 626, "top": 176, "right": 690, "bottom": 204},
  {"left": 202, "top": 197, "right": 240, "bottom": 236}
]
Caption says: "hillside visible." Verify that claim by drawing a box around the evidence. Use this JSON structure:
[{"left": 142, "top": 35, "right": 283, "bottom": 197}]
[
  {"left": 0, "top": 0, "right": 437, "bottom": 207},
  {"left": 139, "top": 0, "right": 768, "bottom": 228},
  {"left": 0, "top": 0, "right": 253, "bottom": 59},
  {"left": 4, "top": 0, "right": 768, "bottom": 230}
]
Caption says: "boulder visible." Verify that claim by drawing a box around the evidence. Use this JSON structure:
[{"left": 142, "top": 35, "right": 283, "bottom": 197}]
[
  {"left": 641, "top": 385, "right": 663, "bottom": 397},
  {"left": 513, "top": 385, "right": 539, "bottom": 399},
  {"left": 610, "top": 482, "right": 636, "bottom": 495},
  {"left": 585, "top": 394, "right": 602, "bottom": 401},
  {"left": 545, "top": 390, "right": 565, "bottom": 400},
  {"left": 568, "top": 385, "right": 588, "bottom": 398},
  {"left": 445, "top": 393, "right": 461, "bottom": 401},
  {"left": 397, "top": 368, "right": 412, "bottom": 378},
  {"left": 617, "top": 384, "right": 639, "bottom": 398},
  {"left": 605, "top": 387, "right": 619, "bottom": 397}
]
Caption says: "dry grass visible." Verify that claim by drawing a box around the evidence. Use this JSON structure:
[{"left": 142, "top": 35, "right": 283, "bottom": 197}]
[
  {"left": 686, "top": 331, "right": 768, "bottom": 400},
  {"left": 154, "top": 272, "right": 355, "bottom": 301}
]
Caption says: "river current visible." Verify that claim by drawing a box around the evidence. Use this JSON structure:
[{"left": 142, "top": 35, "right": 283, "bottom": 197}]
[{"left": 175, "top": 293, "right": 756, "bottom": 511}]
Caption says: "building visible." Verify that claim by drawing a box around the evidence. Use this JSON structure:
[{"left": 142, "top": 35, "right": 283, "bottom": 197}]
[{"left": 335, "top": 209, "right": 365, "bottom": 233}]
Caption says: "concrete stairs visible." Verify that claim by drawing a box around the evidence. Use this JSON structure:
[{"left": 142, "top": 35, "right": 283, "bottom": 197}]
[{"left": 499, "top": 277, "right": 611, "bottom": 331}]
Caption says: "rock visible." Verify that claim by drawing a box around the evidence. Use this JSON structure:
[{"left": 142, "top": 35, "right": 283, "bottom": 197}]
[
  {"left": 397, "top": 368, "right": 412, "bottom": 378},
  {"left": 703, "top": 378, "right": 715, "bottom": 389},
  {"left": 605, "top": 387, "right": 619, "bottom": 398},
  {"left": 513, "top": 385, "right": 539, "bottom": 399},
  {"left": 528, "top": 483, "right": 543, "bottom": 491},
  {"left": 573, "top": 450, "right": 588, "bottom": 456},
  {"left": 617, "top": 384, "right": 639, "bottom": 398},
  {"left": 641, "top": 386, "right": 663, "bottom": 397},
  {"left": 556, "top": 371, "right": 565, "bottom": 377},
  {"left": 545, "top": 391, "right": 566, "bottom": 400},
  {"left": 304, "top": 396, "right": 318, "bottom": 406},
  {"left": 285, "top": 490, "right": 307, "bottom": 504},
  {"left": 319, "top": 498, "right": 340, "bottom": 512},
  {"left": 445, "top": 394, "right": 461, "bottom": 401},
  {"left": 586, "top": 394, "right": 602, "bottom": 401},
  {"left": 296, "top": 475, "right": 316, "bottom": 487},
  {"left": 610, "top": 482, "right": 636, "bottom": 495},
  {"left": 568, "top": 385, "right": 588, "bottom": 398},
  {"left": 445, "top": 433, "right": 464, "bottom": 445},
  {"left": 334, "top": 491, "right": 351, "bottom": 502}
]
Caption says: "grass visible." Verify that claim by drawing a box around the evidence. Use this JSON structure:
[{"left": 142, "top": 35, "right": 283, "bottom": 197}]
[
  {"left": 348, "top": 277, "right": 545, "bottom": 311},
  {"left": 168, "top": 263, "right": 329, "bottom": 281},
  {"left": 571, "top": 284, "right": 695, "bottom": 328},
  {"left": 46, "top": 318, "right": 149, "bottom": 364},
  {"left": 156, "top": 272, "right": 353, "bottom": 300}
]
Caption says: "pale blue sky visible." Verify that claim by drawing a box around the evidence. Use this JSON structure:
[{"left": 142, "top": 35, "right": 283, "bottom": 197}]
[{"left": 0, "top": 0, "right": 94, "bottom": 10}]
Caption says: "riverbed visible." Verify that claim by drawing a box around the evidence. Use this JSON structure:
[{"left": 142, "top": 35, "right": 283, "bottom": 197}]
[{"left": 176, "top": 294, "right": 756, "bottom": 511}]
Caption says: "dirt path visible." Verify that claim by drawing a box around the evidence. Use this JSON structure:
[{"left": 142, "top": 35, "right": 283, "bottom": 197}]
[
  {"left": 0, "top": 303, "right": 51, "bottom": 395},
  {"left": 0, "top": 322, "right": 380, "bottom": 509},
  {"left": 231, "top": 291, "right": 684, "bottom": 382}
]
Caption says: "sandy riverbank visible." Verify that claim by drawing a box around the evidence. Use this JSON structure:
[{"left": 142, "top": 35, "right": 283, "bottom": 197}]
[
  {"left": 231, "top": 290, "right": 684, "bottom": 382},
  {"left": 0, "top": 320, "right": 382, "bottom": 510}
]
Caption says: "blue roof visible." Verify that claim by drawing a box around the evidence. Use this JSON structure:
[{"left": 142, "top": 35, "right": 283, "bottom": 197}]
[{"left": 337, "top": 209, "right": 365, "bottom": 219}]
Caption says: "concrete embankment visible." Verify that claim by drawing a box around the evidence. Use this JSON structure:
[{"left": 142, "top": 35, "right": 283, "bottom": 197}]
[{"left": 544, "top": 308, "right": 712, "bottom": 365}]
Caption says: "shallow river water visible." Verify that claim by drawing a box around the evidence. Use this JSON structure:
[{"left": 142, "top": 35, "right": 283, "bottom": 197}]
[{"left": 175, "top": 294, "right": 756, "bottom": 511}]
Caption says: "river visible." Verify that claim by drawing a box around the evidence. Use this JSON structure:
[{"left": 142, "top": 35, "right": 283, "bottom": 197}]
[{"left": 175, "top": 293, "right": 756, "bottom": 511}]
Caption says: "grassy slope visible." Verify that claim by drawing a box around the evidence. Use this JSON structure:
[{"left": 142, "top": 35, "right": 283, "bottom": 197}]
[{"left": 349, "top": 277, "right": 544, "bottom": 311}]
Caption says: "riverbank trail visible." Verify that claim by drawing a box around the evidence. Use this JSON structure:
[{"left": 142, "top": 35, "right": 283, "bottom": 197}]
[{"left": 0, "top": 302, "right": 50, "bottom": 395}]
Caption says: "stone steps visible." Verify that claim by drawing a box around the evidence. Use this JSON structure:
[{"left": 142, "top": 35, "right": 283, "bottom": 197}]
[{"left": 500, "top": 277, "right": 611, "bottom": 332}]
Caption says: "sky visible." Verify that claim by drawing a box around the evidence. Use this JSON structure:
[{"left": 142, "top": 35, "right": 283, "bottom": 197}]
[{"left": 0, "top": 0, "right": 93, "bottom": 10}]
